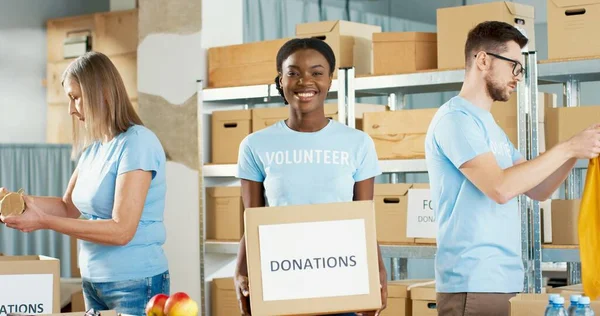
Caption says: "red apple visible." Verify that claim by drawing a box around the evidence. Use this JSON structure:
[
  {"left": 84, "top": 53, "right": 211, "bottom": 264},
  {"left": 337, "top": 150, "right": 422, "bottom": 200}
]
[
  {"left": 146, "top": 293, "right": 169, "bottom": 316},
  {"left": 164, "top": 292, "right": 198, "bottom": 316}
]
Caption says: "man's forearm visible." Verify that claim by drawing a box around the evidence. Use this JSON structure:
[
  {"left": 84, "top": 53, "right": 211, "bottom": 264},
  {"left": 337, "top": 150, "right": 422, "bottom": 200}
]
[
  {"left": 527, "top": 158, "right": 577, "bottom": 200},
  {"left": 236, "top": 235, "right": 248, "bottom": 276}
]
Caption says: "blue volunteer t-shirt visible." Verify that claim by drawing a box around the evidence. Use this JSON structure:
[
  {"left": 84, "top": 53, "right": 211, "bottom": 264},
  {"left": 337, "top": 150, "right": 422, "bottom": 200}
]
[
  {"left": 237, "top": 119, "right": 381, "bottom": 206},
  {"left": 424, "top": 96, "right": 524, "bottom": 293},
  {"left": 71, "top": 125, "right": 169, "bottom": 282}
]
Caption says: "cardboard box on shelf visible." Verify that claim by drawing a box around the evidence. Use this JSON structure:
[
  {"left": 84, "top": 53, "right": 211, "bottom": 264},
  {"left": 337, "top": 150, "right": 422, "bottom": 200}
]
[
  {"left": 547, "top": 0, "right": 600, "bottom": 60},
  {"left": 436, "top": 2, "right": 535, "bottom": 70},
  {"left": 550, "top": 199, "right": 581, "bottom": 245},
  {"left": 244, "top": 200, "right": 381, "bottom": 315},
  {"left": 545, "top": 105, "right": 600, "bottom": 150},
  {"left": 510, "top": 293, "right": 600, "bottom": 316},
  {"left": 207, "top": 38, "right": 291, "bottom": 88},
  {"left": 373, "top": 32, "right": 437, "bottom": 75},
  {"left": 0, "top": 255, "right": 61, "bottom": 314},
  {"left": 211, "top": 109, "right": 252, "bottom": 164},
  {"left": 211, "top": 277, "right": 239, "bottom": 316},
  {"left": 374, "top": 183, "right": 428, "bottom": 244},
  {"left": 411, "top": 283, "right": 438, "bottom": 316},
  {"left": 363, "top": 108, "right": 437, "bottom": 159},
  {"left": 206, "top": 186, "right": 244, "bottom": 241},
  {"left": 295, "top": 20, "right": 381, "bottom": 76},
  {"left": 381, "top": 279, "right": 435, "bottom": 316}
]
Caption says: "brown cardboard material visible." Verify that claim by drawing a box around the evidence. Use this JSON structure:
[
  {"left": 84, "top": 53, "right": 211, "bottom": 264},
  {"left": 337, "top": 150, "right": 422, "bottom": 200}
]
[
  {"left": 0, "top": 255, "right": 61, "bottom": 314},
  {"left": 510, "top": 293, "right": 600, "bottom": 316},
  {"left": 207, "top": 38, "right": 291, "bottom": 88},
  {"left": 437, "top": 2, "right": 535, "bottom": 70},
  {"left": 550, "top": 199, "right": 581, "bottom": 245},
  {"left": 211, "top": 109, "right": 252, "bottom": 164},
  {"left": 374, "top": 183, "right": 428, "bottom": 244},
  {"left": 363, "top": 108, "right": 437, "bottom": 159},
  {"left": 211, "top": 277, "right": 239, "bottom": 316},
  {"left": 411, "top": 283, "right": 437, "bottom": 316},
  {"left": 0, "top": 189, "right": 25, "bottom": 217},
  {"left": 547, "top": 0, "right": 600, "bottom": 60},
  {"left": 373, "top": 32, "right": 437, "bottom": 75},
  {"left": 71, "top": 290, "right": 86, "bottom": 312},
  {"left": 296, "top": 20, "right": 382, "bottom": 76},
  {"left": 545, "top": 105, "right": 600, "bottom": 150},
  {"left": 244, "top": 200, "right": 381, "bottom": 315},
  {"left": 206, "top": 186, "right": 244, "bottom": 241},
  {"left": 381, "top": 279, "right": 434, "bottom": 316}
]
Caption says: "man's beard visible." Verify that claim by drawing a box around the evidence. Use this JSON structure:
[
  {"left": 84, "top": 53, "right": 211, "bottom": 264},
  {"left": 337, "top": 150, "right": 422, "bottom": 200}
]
[{"left": 485, "top": 73, "right": 510, "bottom": 102}]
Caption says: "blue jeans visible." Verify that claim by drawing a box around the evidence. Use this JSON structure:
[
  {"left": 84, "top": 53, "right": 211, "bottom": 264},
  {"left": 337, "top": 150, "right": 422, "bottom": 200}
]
[{"left": 82, "top": 271, "right": 170, "bottom": 316}]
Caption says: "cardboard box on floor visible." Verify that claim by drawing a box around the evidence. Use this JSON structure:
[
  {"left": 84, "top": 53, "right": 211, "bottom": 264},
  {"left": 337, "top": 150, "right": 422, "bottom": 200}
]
[
  {"left": 373, "top": 32, "right": 437, "bottom": 75},
  {"left": 547, "top": 0, "right": 600, "bottom": 60},
  {"left": 411, "top": 283, "right": 438, "bottom": 316},
  {"left": 545, "top": 105, "right": 600, "bottom": 150},
  {"left": 436, "top": 2, "right": 535, "bottom": 70},
  {"left": 381, "top": 279, "right": 435, "bottom": 316},
  {"left": 206, "top": 186, "right": 244, "bottom": 241},
  {"left": 0, "top": 255, "right": 60, "bottom": 314},
  {"left": 211, "top": 277, "right": 238, "bottom": 316},
  {"left": 363, "top": 108, "right": 437, "bottom": 160},
  {"left": 244, "top": 200, "right": 381, "bottom": 315},
  {"left": 374, "top": 183, "right": 429, "bottom": 244},
  {"left": 211, "top": 109, "right": 252, "bottom": 164},
  {"left": 295, "top": 20, "right": 381, "bottom": 76},
  {"left": 207, "top": 38, "right": 292, "bottom": 88},
  {"left": 510, "top": 293, "right": 600, "bottom": 316}
]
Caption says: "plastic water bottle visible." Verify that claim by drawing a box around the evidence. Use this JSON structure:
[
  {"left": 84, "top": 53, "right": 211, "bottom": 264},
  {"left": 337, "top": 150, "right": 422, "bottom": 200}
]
[
  {"left": 569, "top": 294, "right": 582, "bottom": 316},
  {"left": 546, "top": 296, "right": 568, "bottom": 316},
  {"left": 546, "top": 294, "right": 561, "bottom": 315},
  {"left": 575, "top": 296, "right": 595, "bottom": 316}
]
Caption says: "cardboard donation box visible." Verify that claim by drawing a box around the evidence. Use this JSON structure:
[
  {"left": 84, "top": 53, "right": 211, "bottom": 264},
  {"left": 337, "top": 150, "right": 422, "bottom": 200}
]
[
  {"left": 547, "top": 0, "right": 600, "bottom": 60},
  {"left": 206, "top": 186, "right": 244, "bottom": 241},
  {"left": 244, "top": 201, "right": 382, "bottom": 315},
  {"left": 410, "top": 283, "right": 437, "bottom": 316},
  {"left": 436, "top": 2, "right": 535, "bottom": 70},
  {"left": 372, "top": 32, "right": 437, "bottom": 75},
  {"left": 381, "top": 279, "right": 434, "bottom": 316},
  {"left": 0, "top": 255, "right": 60, "bottom": 315},
  {"left": 211, "top": 109, "right": 252, "bottom": 164}
]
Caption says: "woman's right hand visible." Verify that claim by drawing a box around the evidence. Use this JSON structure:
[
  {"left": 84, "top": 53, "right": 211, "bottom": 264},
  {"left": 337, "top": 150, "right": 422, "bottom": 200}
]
[{"left": 235, "top": 272, "right": 251, "bottom": 316}]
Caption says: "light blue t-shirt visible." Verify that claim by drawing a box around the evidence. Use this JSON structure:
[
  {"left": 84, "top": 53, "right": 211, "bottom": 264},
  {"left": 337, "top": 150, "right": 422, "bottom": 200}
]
[
  {"left": 424, "top": 96, "right": 524, "bottom": 293},
  {"left": 237, "top": 119, "right": 381, "bottom": 206},
  {"left": 72, "top": 125, "right": 169, "bottom": 282}
]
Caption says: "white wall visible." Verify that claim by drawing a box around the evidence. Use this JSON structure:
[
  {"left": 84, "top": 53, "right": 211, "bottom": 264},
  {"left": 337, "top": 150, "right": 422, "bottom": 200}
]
[{"left": 0, "top": 0, "right": 109, "bottom": 144}]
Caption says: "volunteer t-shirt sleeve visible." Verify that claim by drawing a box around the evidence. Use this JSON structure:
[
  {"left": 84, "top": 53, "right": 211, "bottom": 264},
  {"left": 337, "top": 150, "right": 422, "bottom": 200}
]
[
  {"left": 237, "top": 136, "right": 265, "bottom": 182},
  {"left": 434, "top": 111, "right": 491, "bottom": 169},
  {"left": 353, "top": 134, "right": 382, "bottom": 182},
  {"left": 510, "top": 141, "right": 524, "bottom": 164},
  {"left": 117, "top": 129, "right": 163, "bottom": 179}
]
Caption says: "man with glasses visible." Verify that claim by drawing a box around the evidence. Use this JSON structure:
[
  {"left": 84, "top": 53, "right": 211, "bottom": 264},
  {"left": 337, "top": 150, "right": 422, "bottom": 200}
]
[{"left": 425, "top": 21, "right": 600, "bottom": 316}]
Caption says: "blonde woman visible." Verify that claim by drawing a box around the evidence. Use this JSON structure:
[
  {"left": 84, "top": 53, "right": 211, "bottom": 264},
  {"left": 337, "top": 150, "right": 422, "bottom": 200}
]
[{"left": 0, "top": 51, "right": 169, "bottom": 315}]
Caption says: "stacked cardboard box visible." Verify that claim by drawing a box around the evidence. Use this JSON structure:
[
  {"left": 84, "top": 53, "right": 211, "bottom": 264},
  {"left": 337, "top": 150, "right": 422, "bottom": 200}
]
[
  {"left": 206, "top": 186, "right": 244, "bottom": 241},
  {"left": 372, "top": 32, "right": 437, "bottom": 75},
  {"left": 382, "top": 280, "right": 436, "bottom": 316},
  {"left": 547, "top": 0, "right": 600, "bottom": 60},
  {"left": 211, "top": 277, "right": 239, "bottom": 316}
]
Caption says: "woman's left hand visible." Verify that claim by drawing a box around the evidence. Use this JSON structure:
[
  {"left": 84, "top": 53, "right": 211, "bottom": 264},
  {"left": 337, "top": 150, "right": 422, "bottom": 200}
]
[{"left": 1, "top": 195, "right": 47, "bottom": 233}]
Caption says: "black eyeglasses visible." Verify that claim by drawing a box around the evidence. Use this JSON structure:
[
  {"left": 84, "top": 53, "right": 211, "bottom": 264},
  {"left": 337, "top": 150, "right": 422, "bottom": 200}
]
[{"left": 475, "top": 52, "right": 526, "bottom": 77}]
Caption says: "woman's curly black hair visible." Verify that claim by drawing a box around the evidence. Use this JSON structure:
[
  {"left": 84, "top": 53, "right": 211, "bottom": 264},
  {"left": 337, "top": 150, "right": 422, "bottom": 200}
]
[{"left": 274, "top": 38, "right": 336, "bottom": 105}]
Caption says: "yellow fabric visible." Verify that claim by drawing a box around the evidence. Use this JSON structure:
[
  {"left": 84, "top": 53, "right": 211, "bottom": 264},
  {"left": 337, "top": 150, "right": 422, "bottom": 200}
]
[{"left": 579, "top": 157, "right": 600, "bottom": 300}]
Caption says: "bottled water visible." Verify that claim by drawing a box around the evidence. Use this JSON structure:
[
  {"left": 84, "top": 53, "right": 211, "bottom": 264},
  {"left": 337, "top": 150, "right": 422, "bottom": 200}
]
[
  {"left": 569, "top": 294, "right": 582, "bottom": 316},
  {"left": 546, "top": 296, "right": 568, "bottom": 316},
  {"left": 547, "top": 294, "right": 561, "bottom": 315},
  {"left": 575, "top": 296, "right": 595, "bottom": 316}
]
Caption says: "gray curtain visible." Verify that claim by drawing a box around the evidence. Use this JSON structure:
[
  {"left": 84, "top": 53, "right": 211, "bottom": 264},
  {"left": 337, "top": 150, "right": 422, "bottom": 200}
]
[{"left": 0, "top": 144, "right": 76, "bottom": 277}]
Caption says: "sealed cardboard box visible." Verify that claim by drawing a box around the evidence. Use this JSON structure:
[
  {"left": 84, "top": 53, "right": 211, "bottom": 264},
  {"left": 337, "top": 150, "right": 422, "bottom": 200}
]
[
  {"left": 211, "top": 277, "right": 239, "bottom": 316},
  {"left": 411, "top": 283, "right": 437, "bottom": 316},
  {"left": 0, "top": 255, "right": 60, "bottom": 314},
  {"left": 373, "top": 32, "right": 437, "bottom": 75},
  {"left": 374, "top": 183, "right": 428, "bottom": 244},
  {"left": 363, "top": 108, "right": 437, "bottom": 159},
  {"left": 510, "top": 293, "right": 600, "bottom": 316},
  {"left": 437, "top": 2, "right": 535, "bottom": 70},
  {"left": 206, "top": 186, "right": 244, "bottom": 241},
  {"left": 381, "top": 279, "right": 434, "bottom": 316},
  {"left": 547, "top": 0, "right": 600, "bottom": 60},
  {"left": 545, "top": 105, "right": 600, "bottom": 150},
  {"left": 296, "top": 20, "right": 381, "bottom": 76},
  {"left": 208, "top": 38, "right": 291, "bottom": 88},
  {"left": 211, "top": 109, "right": 252, "bottom": 164},
  {"left": 550, "top": 199, "right": 581, "bottom": 245},
  {"left": 244, "top": 200, "right": 381, "bottom": 315}
]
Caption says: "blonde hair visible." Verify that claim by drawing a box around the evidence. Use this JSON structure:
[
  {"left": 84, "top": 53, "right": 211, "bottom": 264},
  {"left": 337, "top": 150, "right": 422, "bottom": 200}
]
[{"left": 61, "top": 51, "right": 142, "bottom": 158}]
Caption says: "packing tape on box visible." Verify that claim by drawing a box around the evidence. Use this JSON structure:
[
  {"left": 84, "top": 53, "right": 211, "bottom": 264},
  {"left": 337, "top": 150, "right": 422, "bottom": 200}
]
[{"left": 407, "top": 280, "right": 436, "bottom": 291}]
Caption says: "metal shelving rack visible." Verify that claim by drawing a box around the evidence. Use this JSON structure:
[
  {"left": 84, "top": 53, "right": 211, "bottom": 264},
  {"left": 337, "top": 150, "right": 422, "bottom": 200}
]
[{"left": 197, "top": 56, "right": 600, "bottom": 312}]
